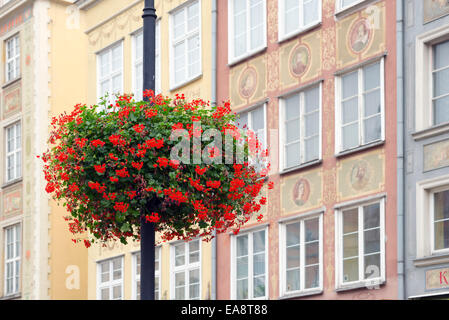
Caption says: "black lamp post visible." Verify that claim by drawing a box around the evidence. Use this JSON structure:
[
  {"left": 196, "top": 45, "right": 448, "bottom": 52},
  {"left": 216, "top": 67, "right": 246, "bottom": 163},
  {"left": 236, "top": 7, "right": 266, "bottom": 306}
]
[{"left": 140, "top": 0, "right": 157, "bottom": 301}]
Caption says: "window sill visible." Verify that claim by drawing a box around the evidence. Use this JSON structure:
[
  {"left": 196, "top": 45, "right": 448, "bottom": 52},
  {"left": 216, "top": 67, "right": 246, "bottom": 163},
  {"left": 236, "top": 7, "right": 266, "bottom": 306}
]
[
  {"left": 412, "top": 122, "right": 449, "bottom": 141},
  {"left": 0, "top": 292, "right": 21, "bottom": 300},
  {"left": 414, "top": 252, "right": 449, "bottom": 267},
  {"left": 169, "top": 73, "right": 202, "bottom": 92},
  {"left": 228, "top": 46, "right": 267, "bottom": 68},
  {"left": 2, "top": 177, "right": 23, "bottom": 189},
  {"left": 278, "top": 289, "right": 323, "bottom": 300},
  {"left": 334, "top": 0, "right": 378, "bottom": 19},
  {"left": 2, "top": 76, "right": 21, "bottom": 89},
  {"left": 335, "top": 140, "right": 385, "bottom": 158},
  {"left": 336, "top": 279, "right": 385, "bottom": 293},
  {"left": 279, "top": 159, "right": 322, "bottom": 176},
  {"left": 278, "top": 22, "right": 322, "bottom": 44}
]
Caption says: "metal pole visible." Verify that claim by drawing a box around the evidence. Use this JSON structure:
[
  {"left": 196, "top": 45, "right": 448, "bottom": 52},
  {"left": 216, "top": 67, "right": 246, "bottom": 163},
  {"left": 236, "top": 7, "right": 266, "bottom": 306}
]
[{"left": 141, "top": 0, "right": 157, "bottom": 301}]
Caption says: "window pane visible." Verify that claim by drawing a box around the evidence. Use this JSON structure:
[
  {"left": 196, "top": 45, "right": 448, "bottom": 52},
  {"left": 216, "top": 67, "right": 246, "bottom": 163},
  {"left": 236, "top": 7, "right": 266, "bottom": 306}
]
[
  {"left": 189, "top": 269, "right": 200, "bottom": 285},
  {"left": 236, "top": 279, "right": 248, "bottom": 299},
  {"left": 343, "top": 258, "right": 359, "bottom": 282},
  {"left": 286, "top": 222, "right": 300, "bottom": 246},
  {"left": 305, "top": 112, "right": 319, "bottom": 137},
  {"left": 305, "top": 136, "right": 319, "bottom": 162},
  {"left": 341, "top": 0, "right": 359, "bottom": 8},
  {"left": 305, "top": 86, "right": 320, "bottom": 113},
  {"left": 433, "top": 68, "right": 449, "bottom": 98},
  {"left": 305, "top": 218, "right": 319, "bottom": 242},
  {"left": 189, "top": 284, "right": 200, "bottom": 299},
  {"left": 253, "top": 276, "right": 265, "bottom": 298},
  {"left": 343, "top": 233, "right": 358, "bottom": 258},
  {"left": 253, "top": 231, "right": 265, "bottom": 253},
  {"left": 237, "top": 235, "right": 248, "bottom": 256},
  {"left": 175, "top": 272, "right": 185, "bottom": 287},
  {"left": 434, "top": 40, "right": 449, "bottom": 70},
  {"left": 237, "top": 256, "right": 248, "bottom": 279},
  {"left": 342, "top": 123, "right": 359, "bottom": 150},
  {"left": 364, "top": 253, "right": 381, "bottom": 279},
  {"left": 304, "top": 0, "right": 319, "bottom": 26},
  {"left": 305, "top": 265, "right": 319, "bottom": 289},
  {"left": 251, "top": 107, "right": 265, "bottom": 132},
  {"left": 305, "top": 242, "right": 319, "bottom": 265},
  {"left": 285, "top": 1, "right": 299, "bottom": 35},
  {"left": 364, "top": 89, "right": 381, "bottom": 117},
  {"left": 343, "top": 208, "right": 358, "bottom": 233},
  {"left": 286, "top": 246, "right": 300, "bottom": 269},
  {"left": 364, "top": 203, "right": 380, "bottom": 229},
  {"left": 435, "top": 220, "right": 449, "bottom": 251},
  {"left": 434, "top": 95, "right": 449, "bottom": 125},
  {"left": 342, "top": 71, "right": 358, "bottom": 99},
  {"left": 286, "top": 269, "right": 300, "bottom": 292},
  {"left": 363, "top": 63, "right": 380, "bottom": 91},
  {"left": 364, "top": 229, "right": 380, "bottom": 254},
  {"left": 285, "top": 142, "right": 301, "bottom": 168},
  {"left": 112, "top": 285, "right": 121, "bottom": 300},
  {"left": 435, "top": 190, "right": 449, "bottom": 221},
  {"left": 237, "top": 112, "right": 248, "bottom": 129},
  {"left": 285, "top": 94, "right": 300, "bottom": 119},
  {"left": 253, "top": 253, "right": 265, "bottom": 276},
  {"left": 101, "top": 288, "right": 109, "bottom": 300},
  {"left": 187, "top": 2, "right": 199, "bottom": 31},
  {"left": 250, "top": 1, "right": 264, "bottom": 50},
  {"left": 286, "top": 119, "right": 300, "bottom": 143},
  {"left": 342, "top": 98, "right": 358, "bottom": 124},
  {"left": 364, "top": 115, "right": 382, "bottom": 143}
]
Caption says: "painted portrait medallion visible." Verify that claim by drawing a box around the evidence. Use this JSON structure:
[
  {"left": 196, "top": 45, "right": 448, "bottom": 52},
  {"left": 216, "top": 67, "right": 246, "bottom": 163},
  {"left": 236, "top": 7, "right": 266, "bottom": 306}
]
[
  {"left": 348, "top": 18, "right": 372, "bottom": 54},
  {"left": 239, "top": 67, "right": 258, "bottom": 99},
  {"left": 292, "top": 178, "right": 311, "bottom": 207},
  {"left": 289, "top": 45, "right": 310, "bottom": 77},
  {"left": 350, "top": 160, "right": 371, "bottom": 191}
]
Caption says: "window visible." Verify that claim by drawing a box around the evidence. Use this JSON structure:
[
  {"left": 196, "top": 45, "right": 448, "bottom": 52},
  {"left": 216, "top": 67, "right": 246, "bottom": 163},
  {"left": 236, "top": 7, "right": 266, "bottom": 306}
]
[
  {"left": 133, "top": 247, "right": 161, "bottom": 300},
  {"left": 279, "top": 214, "right": 323, "bottom": 297},
  {"left": 278, "top": 0, "right": 321, "bottom": 40},
  {"left": 133, "top": 22, "right": 161, "bottom": 101},
  {"left": 336, "top": 60, "right": 384, "bottom": 153},
  {"left": 97, "top": 41, "right": 123, "bottom": 107},
  {"left": 170, "top": 0, "right": 201, "bottom": 89},
  {"left": 5, "top": 122, "right": 21, "bottom": 182},
  {"left": 335, "top": 199, "right": 385, "bottom": 289},
  {"left": 228, "top": 0, "right": 267, "bottom": 64},
  {"left": 4, "top": 224, "right": 20, "bottom": 296},
  {"left": 280, "top": 85, "right": 321, "bottom": 170},
  {"left": 432, "top": 40, "right": 449, "bottom": 126},
  {"left": 171, "top": 240, "right": 201, "bottom": 300},
  {"left": 337, "top": 0, "right": 363, "bottom": 11},
  {"left": 5, "top": 34, "right": 20, "bottom": 82},
  {"left": 431, "top": 189, "right": 449, "bottom": 253},
  {"left": 97, "top": 256, "right": 123, "bottom": 300},
  {"left": 231, "top": 228, "right": 268, "bottom": 299}
]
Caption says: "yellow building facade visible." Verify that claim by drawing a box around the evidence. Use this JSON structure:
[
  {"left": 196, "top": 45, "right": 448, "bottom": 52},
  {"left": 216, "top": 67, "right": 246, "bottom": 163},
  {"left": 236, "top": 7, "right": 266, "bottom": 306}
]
[{"left": 76, "top": 0, "right": 215, "bottom": 300}]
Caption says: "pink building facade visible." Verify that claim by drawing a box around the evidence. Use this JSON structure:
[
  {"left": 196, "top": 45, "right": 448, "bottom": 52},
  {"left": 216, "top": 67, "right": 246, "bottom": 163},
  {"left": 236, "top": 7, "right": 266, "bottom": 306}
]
[{"left": 215, "top": 0, "right": 398, "bottom": 300}]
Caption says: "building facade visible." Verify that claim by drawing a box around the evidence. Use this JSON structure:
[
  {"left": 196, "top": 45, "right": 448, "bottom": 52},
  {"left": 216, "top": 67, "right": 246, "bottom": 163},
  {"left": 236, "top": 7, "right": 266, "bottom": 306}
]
[
  {"left": 402, "top": 0, "right": 449, "bottom": 300},
  {"left": 75, "top": 0, "right": 216, "bottom": 300},
  {"left": 215, "top": 0, "right": 398, "bottom": 299},
  {"left": 0, "top": 0, "right": 89, "bottom": 300}
]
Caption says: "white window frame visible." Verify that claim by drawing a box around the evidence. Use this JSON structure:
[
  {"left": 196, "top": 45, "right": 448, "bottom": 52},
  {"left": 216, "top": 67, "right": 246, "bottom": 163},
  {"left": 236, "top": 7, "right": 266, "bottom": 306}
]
[
  {"left": 335, "top": 58, "right": 385, "bottom": 154},
  {"left": 230, "top": 226, "right": 269, "bottom": 300},
  {"left": 278, "top": 0, "right": 322, "bottom": 42},
  {"left": 279, "top": 212, "right": 323, "bottom": 298},
  {"left": 228, "top": 0, "right": 267, "bottom": 65},
  {"left": 5, "top": 33, "right": 20, "bottom": 83},
  {"left": 96, "top": 40, "right": 124, "bottom": 108},
  {"left": 4, "top": 223, "right": 21, "bottom": 296},
  {"left": 5, "top": 121, "right": 22, "bottom": 183},
  {"left": 334, "top": 197, "right": 386, "bottom": 290},
  {"left": 279, "top": 83, "right": 322, "bottom": 172},
  {"left": 416, "top": 26, "right": 449, "bottom": 133},
  {"left": 96, "top": 256, "right": 124, "bottom": 300},
  {"left": 170, "top": 239, "right": 201, "bottom": 300},
  {"left": 169, "top": 0, "right": 202, "bottom": 90},
  {"left": 416, "top": 174, "right": 449, "bottom": 259},
  {"left": 132, "top": 247, "right": 161, "bottom": 300}
]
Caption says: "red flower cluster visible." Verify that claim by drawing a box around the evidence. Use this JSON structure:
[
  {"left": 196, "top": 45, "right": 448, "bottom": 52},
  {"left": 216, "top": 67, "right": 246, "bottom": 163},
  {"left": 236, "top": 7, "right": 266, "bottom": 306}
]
[
  {"left": 91, "top": 140, "right": 105, "bottom": 148},
  {"left": 146, "top": 212, "right": 160, "bottom": 223},
  {"left": 114, "top": 202, "right": 129, "bottom": 213},
  {"left": 94, "top": 164, "right": 106, "bottom": 174}
]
